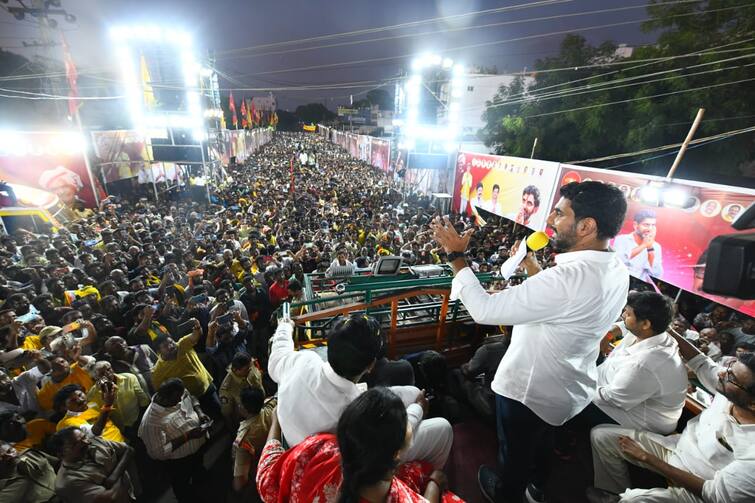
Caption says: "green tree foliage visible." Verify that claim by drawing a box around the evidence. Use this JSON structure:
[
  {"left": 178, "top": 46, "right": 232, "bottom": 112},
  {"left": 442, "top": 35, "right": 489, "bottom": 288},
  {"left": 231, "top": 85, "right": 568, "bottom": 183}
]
[
  {"left": 480, "top": 1, "right": 755, "bottom": 184},
  {"left": 294, "top": 102, "right": 336, "bottom": 124},
  {"left": 366, "top": 88, "right": 393, "bottom": 110}
]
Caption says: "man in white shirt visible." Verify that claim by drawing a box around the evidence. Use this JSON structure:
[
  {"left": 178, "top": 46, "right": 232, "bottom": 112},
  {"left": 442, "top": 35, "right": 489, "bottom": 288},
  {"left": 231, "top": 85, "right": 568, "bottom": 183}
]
[
  {"left": 590, "top": 291, "right": 688, "bottom": 434},
  {"left": 613, "top": 209, "right": 663, "bottom": 282},
  {"left": 138, "top": 378, "right": 211, "bottom": 503},
  {"left": 325, "top": 249, "right": 356, "bottom": 278},
  {"left": 470, "top": 182, "right": 485, "bottom": 214},
  {"left": 588, "top": 328, "right": 755, "bottom": 503},
  {"left": 268, "top": 313, "right": 453, "bottom": 469},
  {"left": 0, "top": 356, "right": 49, "bottom": 415},
  {"left": 432, "top": 180, "right": 629, "bottom": 503},
  {"left": 485, "top": 184, "right": 503, "bottom": 216}
]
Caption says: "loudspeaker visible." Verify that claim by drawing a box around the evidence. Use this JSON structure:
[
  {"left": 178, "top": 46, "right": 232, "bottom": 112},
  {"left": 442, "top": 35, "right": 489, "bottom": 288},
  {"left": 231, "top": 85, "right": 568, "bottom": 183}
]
[{"left": 702, "top": 233, "right": 755, "bottom": 299}]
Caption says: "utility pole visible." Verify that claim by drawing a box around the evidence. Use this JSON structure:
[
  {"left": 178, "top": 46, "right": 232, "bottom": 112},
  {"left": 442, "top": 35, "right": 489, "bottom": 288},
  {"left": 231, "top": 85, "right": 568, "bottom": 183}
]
[{"left": 7, "top": 0, "right": 78, "bottom": 119}]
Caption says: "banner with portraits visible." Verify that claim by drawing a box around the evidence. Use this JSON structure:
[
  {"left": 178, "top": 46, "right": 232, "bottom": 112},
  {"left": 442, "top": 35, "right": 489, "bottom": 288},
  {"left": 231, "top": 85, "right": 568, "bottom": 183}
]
[
  {"left": 358, "top": 135, "right": 371, "bottom": 162},
  {"left": 348, "top": 134, "right": 359, "bottom": 158},
  {"left": 91, "top": 130, "right": 151, "bottom": 184},
  {"left": 554, "top": 165, "right": 755, "bottom": 316},
  {"left": 370, "top": 138, "right": 391, "bottom": 172},
  {"left": 0, "top": 131, "right": 102, "bottom": 207},
  {"left": 452, "top": 152, "right": 561, "bottom": 231}
]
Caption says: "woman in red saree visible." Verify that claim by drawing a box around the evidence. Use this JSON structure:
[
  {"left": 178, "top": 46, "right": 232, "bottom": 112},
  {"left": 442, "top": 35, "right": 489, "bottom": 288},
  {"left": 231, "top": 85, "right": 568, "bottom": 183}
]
[{"left": 256, "top": 387, "right": 464, "bottom": 503}]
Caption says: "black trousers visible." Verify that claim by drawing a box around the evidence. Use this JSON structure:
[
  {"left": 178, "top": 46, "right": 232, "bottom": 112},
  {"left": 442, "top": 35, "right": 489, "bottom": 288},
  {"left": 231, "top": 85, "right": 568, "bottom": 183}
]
[
  {"left": 495, "top": 395, "right": 554, "bottom": 501},
  {"left": 198, "top": 382, "right": 222, "bottom": 419},
  {"left": 163, "top": 450, "right": 206, "bottom": 503}
]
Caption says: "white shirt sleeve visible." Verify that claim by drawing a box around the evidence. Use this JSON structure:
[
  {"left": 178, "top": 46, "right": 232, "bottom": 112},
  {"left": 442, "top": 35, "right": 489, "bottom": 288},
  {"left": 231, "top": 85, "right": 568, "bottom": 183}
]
[
  {"left": 594, "top": 362, "right": 661, "bottom": 411},
  {"left": 267, "top": 323, "right": 299, "bottom": 384},
  {"left": 650, "top": 243, "right": 663, "bottom": 277},
  {"left": 612, "top": 234, "right": 633, "bottom": 264},
  {"left": 450, "top": 266, "right": 571, "bottom": 326},
  {"left": 702, "top": 460, "right": 755, "bottom": 503},
  {"left": 687, "top": 354, "right": 723, "bottom": 396}
]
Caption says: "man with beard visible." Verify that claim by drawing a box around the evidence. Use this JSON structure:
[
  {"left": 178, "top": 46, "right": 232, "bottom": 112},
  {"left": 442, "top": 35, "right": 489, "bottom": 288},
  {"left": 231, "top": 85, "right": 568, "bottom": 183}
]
[
  {"left": 432, "top": 181, "right": 629, "bottom": 503},
  {"left": 508, "top": 184, "right": 541, "bottom": 227},
  {"left": 587, "top": 329, "right": 755, "bottom": 503},
  {"left": 613, "top": 209, "right": 663, "bottom": 282}
]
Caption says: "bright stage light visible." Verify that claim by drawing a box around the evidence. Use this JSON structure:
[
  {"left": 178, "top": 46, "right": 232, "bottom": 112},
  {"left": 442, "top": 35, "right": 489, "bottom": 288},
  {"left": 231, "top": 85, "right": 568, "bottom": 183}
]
[
  {"left": 639, "top": 185, "right": 660, "bottom": 205},
  {"left": 400, "top": 53, "right": 464, "bottom": 148},
  {"left": 110, "top": 25, "right": 204, "bottom": 136},
  {"left": 662, "top": 188, "right": 690, "bottom": 207}
]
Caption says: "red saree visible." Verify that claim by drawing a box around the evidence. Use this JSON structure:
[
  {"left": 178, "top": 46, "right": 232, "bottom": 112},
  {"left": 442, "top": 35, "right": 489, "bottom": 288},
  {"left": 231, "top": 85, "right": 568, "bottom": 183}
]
[{"left": 256, "top": 434, "right": 464, "bottom": 503}]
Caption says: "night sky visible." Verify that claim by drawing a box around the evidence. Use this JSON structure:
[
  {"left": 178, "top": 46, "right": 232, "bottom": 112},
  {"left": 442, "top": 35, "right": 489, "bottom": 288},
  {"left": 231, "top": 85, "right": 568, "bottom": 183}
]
[{"left": 1, "top": 0, "right": 661, "bottom": 110}]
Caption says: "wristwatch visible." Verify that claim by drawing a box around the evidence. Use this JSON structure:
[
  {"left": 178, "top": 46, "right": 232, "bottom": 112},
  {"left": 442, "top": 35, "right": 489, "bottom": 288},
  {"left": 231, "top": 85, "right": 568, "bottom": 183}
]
[{"left": 447, "top": 251, "right": 466, "bottom": 262}]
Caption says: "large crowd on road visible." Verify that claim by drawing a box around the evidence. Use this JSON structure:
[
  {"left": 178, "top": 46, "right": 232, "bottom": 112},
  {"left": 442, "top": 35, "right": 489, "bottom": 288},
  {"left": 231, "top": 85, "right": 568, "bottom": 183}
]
[{"left": 0, "top": 132, "right": 753, "bottom": 503}]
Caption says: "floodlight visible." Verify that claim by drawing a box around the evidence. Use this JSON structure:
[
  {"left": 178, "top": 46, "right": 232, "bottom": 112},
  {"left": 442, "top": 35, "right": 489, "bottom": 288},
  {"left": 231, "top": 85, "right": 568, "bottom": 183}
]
[
  {"left": 639, "top": 185, "right": 660, "bottom": 205},
  {"left": 400, "top": 53, "right": 464, "bottom": 147},
  {"left": 662, "top": 188, "right": 689, "bottom": 207},
  {"left": 110, "top": 25, "right": 203, "bottom": 136}
]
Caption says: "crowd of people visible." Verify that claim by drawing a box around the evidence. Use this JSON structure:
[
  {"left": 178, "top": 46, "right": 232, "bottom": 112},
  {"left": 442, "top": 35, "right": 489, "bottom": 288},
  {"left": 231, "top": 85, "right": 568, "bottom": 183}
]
[{"left": 0, "top": 131, "right": 753, "bottom": 503}]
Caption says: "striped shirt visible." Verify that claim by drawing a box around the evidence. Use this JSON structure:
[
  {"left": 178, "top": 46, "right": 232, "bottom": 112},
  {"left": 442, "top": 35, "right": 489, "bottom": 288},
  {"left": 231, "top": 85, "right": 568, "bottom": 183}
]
[
  {"left": 138, "top": 390, "right": 206, "bottom": 460},
  {"left": 325, "top": 259, "right": 355, "bottom": 278}
]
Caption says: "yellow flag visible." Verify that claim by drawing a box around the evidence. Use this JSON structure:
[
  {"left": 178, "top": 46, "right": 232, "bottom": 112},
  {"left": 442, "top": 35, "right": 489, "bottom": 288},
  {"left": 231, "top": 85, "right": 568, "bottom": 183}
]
[{"left": 140, "top": 55, "right": 156, "bottom": 109}]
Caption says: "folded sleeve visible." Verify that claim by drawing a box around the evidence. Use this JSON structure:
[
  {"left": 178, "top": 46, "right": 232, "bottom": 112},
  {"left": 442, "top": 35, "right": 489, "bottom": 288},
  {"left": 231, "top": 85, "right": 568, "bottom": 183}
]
[
  {"left": 451, "top": 266, "right": 571, "bottom": 326},
  {"left": 687, "top": 354, "right": 722, "bottom": 396},
  {"left": 702, "top": 460, "right": 755, "bottom": 503}
]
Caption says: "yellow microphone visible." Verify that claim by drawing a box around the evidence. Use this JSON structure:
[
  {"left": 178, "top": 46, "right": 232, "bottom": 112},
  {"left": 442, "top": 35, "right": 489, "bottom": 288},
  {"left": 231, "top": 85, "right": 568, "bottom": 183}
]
[{"left": 526, "top": 231, "right": 550, "bottom": 251}]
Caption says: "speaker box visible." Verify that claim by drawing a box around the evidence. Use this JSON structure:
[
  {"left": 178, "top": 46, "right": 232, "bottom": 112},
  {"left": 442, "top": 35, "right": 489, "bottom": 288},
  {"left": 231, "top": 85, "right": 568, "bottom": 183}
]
[{"left": 702, "top": 233, "right": 755, "bottom": 299}]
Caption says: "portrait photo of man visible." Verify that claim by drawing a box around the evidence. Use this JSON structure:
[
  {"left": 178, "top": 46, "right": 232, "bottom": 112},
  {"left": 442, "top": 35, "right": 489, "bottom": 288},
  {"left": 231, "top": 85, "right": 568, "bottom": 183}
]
[
  {"left": 613, "top": 209, "right": 663, "bottom": 281},
  {"left": 506, "top": 185, "right": 541, "bottom": 226}
]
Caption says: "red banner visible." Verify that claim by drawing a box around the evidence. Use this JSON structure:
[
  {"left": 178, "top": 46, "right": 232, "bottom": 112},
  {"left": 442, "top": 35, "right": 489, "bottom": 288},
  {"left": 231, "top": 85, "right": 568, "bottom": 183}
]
[
  {"left": 0, "top": 131, "right": 100, "bottom": 207},
  {"left": 555, "top": 165, "right": 755, "bottom": 317}
]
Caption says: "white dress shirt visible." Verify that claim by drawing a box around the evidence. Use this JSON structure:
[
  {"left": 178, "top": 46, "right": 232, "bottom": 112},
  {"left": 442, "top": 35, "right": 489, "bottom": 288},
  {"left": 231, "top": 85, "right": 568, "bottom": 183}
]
[
  {"left": 138, "top": 390, "right": 207, "bottom": 460},
  {"left": 268, "top": 323, "right": 423, "bottom": 446},
  {"left": 612, "top": 233, "right": 663, "bottom": 281},
  {"left": 593, "top": 322, "right": 688, "bottom": 434},
  {"left": 667, "top": 354, "right": 755, "bottom": 502},
  {"left": 450, "top": 249, "right": 629, "bottom": 425}
]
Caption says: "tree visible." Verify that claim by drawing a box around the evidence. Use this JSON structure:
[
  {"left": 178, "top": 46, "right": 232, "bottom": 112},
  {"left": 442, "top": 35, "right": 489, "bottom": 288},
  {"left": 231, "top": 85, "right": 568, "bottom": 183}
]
[
  {"left": 275, "top": 109, "right": 298, "bottom": 131},
  {"left": 294, "top": 103, "right": 335, "bottom": 124},
  {"left": 479, "top": 1, "right": 755, "bottom": 185},
  {"left": 366, "top": 88, "right": 393, "bottom": 110}
]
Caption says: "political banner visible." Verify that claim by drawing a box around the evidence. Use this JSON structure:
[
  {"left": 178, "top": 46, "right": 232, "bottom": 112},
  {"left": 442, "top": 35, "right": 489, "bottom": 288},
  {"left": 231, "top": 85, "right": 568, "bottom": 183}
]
[
  {"left": 358, "top": 135, "right": 371, "bottom": 162},
  {"left": 555, "top": 164, "right": 755, "bottom": 316},
  {"left": 91, "top": 130, "right": 151, "bottom": 184},
  {"left": 348, "top": 134, "right": 359, "bottom": 158},
  {"left": 370, "top": 138, "right": 391, "bottom": 172},
  {"left": 0, "top": 131, "right": 102, "bottom": 207},
  {"left": 452, "top": 152, "right": 560, "bottom": 231},
  {"left": 406, "top": 153, "right": 452, "bottom": 195}
]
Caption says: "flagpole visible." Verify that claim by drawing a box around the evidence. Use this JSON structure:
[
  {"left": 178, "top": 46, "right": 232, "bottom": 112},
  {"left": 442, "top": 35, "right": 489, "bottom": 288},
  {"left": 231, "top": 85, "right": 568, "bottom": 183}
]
[{"left": 74, "top": 111, "right": 102, "bottom": 207}]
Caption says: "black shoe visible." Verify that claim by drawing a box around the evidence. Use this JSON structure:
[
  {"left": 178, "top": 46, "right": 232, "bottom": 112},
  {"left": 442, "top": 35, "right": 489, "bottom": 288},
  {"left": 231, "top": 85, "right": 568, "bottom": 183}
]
[
  {"left": 478, "top": 465, "right": 502, "bottom": 503},
  {"left": 585, "top": 487, "right": 621, "bottom": 503},
  {"left": 524, "top": 483, "right": 546, "bottom": 503}
]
